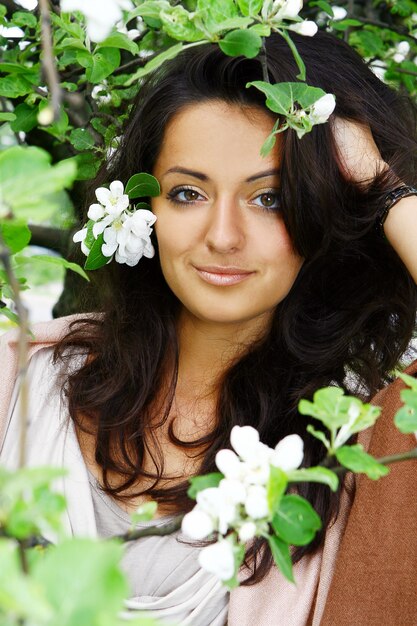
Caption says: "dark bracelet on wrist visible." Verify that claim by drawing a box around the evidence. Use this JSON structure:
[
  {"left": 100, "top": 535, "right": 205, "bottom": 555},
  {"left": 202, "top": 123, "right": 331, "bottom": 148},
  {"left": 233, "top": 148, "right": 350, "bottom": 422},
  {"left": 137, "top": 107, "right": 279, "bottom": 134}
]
[{"left": 377, "top": 185, "right": 417, "bottom": 234}]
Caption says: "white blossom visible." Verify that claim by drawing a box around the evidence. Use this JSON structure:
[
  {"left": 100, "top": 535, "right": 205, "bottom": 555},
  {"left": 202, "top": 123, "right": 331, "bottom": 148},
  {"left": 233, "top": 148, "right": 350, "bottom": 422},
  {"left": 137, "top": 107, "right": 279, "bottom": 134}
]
[
  {"left": 332, "top": 6, "right": 347, "bottom": 20},
  {"left": 73, "top": 180, "right": 157, "bottom": 267},
  {"left": 91, "top": 82, "right": 112, "bottom": 106},
  {"left": 244, "top": 485, "right": 269, "bottom": 519},
  {"left": 270, "top": 434, "right": 304, "bottom": 471},
  {"left": 238, "top": 521, "right": 257, "bottom": 542},
  {"left": 197, "top": 486, "right": 238, "bottom": 535},
  {"left": 215, "top": 449, "right": 242, "bottom": 480},
  {"left": 73, "top": 227, "right": 90, "bottom": 256},
  {"left": 95, "top": 180, "right": 129, "bottom": 216},
  {"left": 308, "top": 93, "right": 336, "bottom": 124},
  {"left": 181, "top": 509, "right": 214, "bottom": 540},
  {"left": 288, "top": 20, "right": 318, "bottom": 37},
  {"left": 198, "top": 540, "right": 235, "bottom": 581},
  {"left": 14, "top": 0, "right": 38, "bottom": 8},
  {"left": 333, "top": 402, "right": 361, "bottom": 448},
  {"left": 274, "top": 0, "right": 303, "bottom": 20},
  {"left": 60, "top": 0, "right": 133, "bottom": 42}
]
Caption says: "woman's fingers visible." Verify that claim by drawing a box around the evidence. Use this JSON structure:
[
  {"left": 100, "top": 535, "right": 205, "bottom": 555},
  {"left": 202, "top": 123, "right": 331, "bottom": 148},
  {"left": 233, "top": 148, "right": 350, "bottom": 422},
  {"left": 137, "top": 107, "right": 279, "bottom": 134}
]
[{"left": 331, "top": 117, "right": 388, "bottom": 187}]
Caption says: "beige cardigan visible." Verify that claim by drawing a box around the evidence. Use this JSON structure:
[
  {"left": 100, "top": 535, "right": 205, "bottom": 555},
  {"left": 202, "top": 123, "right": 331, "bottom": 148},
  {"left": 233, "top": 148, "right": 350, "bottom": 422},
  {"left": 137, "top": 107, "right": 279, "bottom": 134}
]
[{"left": 1, "top": 316, "right": 416, "bottom": 625}]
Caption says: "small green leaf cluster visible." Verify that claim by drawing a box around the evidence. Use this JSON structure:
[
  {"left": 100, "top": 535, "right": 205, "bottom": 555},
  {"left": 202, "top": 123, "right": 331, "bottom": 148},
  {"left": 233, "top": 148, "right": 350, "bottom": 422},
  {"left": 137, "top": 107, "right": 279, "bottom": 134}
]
[{"left": 299, "top": 387, "right": 389, "bottom": 479}]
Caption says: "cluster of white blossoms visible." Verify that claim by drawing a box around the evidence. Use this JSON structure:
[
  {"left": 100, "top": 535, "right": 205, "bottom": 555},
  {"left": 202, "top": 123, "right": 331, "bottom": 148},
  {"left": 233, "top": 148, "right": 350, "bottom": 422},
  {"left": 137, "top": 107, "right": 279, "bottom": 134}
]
[
  {"left": 181, "top": 426, "right": 304, "bottom": 581},
  {"left": 73, "top": 181, "right": 157, "bottom": 267},
  {"left": 261, "top": 0, "right": 318, "bottom": 37}
]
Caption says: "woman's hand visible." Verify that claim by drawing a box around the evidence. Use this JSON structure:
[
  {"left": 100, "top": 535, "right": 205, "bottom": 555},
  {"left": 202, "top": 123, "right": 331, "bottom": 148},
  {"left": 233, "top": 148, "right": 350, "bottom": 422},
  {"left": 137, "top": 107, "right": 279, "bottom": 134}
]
[{"left": 331, "top": 117, "right": 389, "bottom": 187}]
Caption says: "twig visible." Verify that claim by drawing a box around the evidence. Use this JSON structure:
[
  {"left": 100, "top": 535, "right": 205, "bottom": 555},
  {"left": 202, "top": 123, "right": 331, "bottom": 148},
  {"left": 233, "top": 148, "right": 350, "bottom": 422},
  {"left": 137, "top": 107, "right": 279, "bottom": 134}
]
[
  {"left": 117, "top": 515, "right": 183, "bottom": 543},
  {"left": 259, "top": 38, "right": 270, "bottom": 83},
  {"left": 0, "top": 235, "right": 29, "bottom": 468},
  {"left": 38, "top": 0, "right": 62, "bottom": 122},
  {"left": 330, "top": 446, "right": 417, "bottom": 477}
]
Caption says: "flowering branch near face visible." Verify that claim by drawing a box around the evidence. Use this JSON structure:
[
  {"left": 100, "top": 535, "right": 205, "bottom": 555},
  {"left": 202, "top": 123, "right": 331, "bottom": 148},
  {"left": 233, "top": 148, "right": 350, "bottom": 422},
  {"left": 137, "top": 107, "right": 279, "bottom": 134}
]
[{"left": 73, "top": 174, "right": 160, "bottom": 270}]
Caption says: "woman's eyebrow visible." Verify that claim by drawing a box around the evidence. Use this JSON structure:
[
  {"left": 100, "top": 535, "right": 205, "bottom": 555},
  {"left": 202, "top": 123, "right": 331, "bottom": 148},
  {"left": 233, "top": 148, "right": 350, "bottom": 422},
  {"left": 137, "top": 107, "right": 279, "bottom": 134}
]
[{"left": 161, "top": 167, "right": 280, "bottom": 182}]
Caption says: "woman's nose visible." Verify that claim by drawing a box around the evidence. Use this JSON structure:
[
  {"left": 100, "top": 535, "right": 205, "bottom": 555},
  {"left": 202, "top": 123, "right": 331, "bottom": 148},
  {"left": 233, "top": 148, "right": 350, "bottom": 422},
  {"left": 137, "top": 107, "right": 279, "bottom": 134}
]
[{"left": 204, "top": 197, "right": 245, "bottom": 254}]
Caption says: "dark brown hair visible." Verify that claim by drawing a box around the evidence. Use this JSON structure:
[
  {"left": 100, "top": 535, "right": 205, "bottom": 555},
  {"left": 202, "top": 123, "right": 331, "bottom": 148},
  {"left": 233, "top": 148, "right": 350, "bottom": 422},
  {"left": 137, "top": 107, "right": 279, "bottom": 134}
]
[{"left": 56, "top": 31, "right": 417, "bottom": 583}]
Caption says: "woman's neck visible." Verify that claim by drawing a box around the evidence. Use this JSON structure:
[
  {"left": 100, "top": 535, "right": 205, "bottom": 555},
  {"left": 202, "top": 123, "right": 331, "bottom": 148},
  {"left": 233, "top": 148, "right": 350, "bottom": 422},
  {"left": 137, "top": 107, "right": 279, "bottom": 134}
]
[{"left": 175, "top": 307, "right": 272, "bottom": 397}]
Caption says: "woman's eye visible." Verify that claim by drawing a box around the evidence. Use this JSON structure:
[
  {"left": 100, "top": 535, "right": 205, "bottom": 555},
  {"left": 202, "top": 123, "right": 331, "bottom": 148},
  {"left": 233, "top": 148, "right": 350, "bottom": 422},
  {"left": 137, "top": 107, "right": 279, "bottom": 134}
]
[
  {"left": 167, "top": 187, "right": 204, "bottom": 204},
  {"left": 253, "top": 192, "right": 281, "bottom": 210}
]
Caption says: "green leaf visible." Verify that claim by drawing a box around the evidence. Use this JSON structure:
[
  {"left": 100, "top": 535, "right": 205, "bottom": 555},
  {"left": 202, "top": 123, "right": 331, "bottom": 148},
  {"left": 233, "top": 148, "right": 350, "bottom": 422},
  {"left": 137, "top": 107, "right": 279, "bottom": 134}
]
[
  {"left": 272, "top": 494, "right": 322, "bottom": 546},
  {"left": 298, "top": 387, "right": 350, "bottom": 430},
  {"left": 29, "top": 255, "right": 90, "bottom": 281},
  {"left": 130, "top": 0, "right": 171, "bottom": 21},
  {"left": 196, "top": 0, "right": 240, "bottom": 34},
  {"left": 0, "top": 112, "right": 16, "bottom": 122},
  {"left": 286, "top": 467, "right": 339, "bottom": 492},
  {"left": 96, "top": 32, "right": 139, "bottom": 55},
  {"left": 279, "top": 30, "right": 306, "bottom": 81},
  {"left": 260, "top": 131, "right": 278, "bottom": 157},
  {"left": 236, "top": 0, "right": 264, "bottom": 17},
  {"left": 348, "top": 29, "right": 386, "bottom": 57},
  {"left": 0, "top": 220, "right": 31, "bottom": 253},
  {"left": 0, "top": 305, "right": 19, "bottom": 325},
  {"left": 86, "top": 48, "right": 121, "bottom": 83},
  {"left": 126, "top": 43, "right": 184, "bottom": 83},
  {"left": 187, "top": 472, "right": 223, "bottom": 499},
  {"left": 267, "top": 535, "right": 294, "bottom": 583},
  {"left": 69, "top": 128, "right": 96, "bottom": 151},
  {"left": 0, "top": 74, "right": 33, "bottom": 98},
  {"left": 335, "top": 444, "right": 389, "bottom": 479},
  {"left": 223, "top": 540, "right": 245, "bottom": 590},
  {"left": 309, "top": 0, "right": 334, "bottom": 17},
  {"left": 247, "top": 81, "right": 292, "bottom": 115},
  {"left": 31, "top": 538, "right": 128, "bottom": 626},
  {"left": 249, "top": 23, "right": 271, "bottom": 36},
  {"left": 11, "top": 11, "right": 38, "bottom": 28},
  {"left": 10, "top": 102, "right": 38, "bottom": 132},
  {"left": 160, "top": 6, "right": 206, "bottom": 42},
  {"left": 267, "top": 465, "right": 287, "bottom": 514},
  {"left": 84, "top": 233, "right": 108, "bottom": 270},
  {"left": 130, "top": 501, "right": 158, "bottom": 524},
  {"left": 0, "top": 147, "right": 77, "bottom": 220},
  {"left": 306, "top": 424, "right": 330, "bottom": 449},
  {"left": 0, "top": 540, "right": 53, "bottom": 623},
  {"left": 218, "top": 29, "right": 262, "bottom": 59},
  {"left": 394, "top": 405, "right": 417, "bottom": 434},
  {"left": 74, "top": 152, "right": 102, "bottom": 180},
  {"left": 398, "top": 371, "right": 417, "bottom": 392},
  {"left": 125, "top": 173, "right": 161, "bottom": 199}
]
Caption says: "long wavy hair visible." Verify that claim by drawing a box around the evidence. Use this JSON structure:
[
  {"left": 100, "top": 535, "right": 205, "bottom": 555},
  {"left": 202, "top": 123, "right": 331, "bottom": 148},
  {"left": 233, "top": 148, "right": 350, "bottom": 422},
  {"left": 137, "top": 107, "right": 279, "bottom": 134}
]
[{"left": 56, "top": 30, "right": 417, "bottom": 583}]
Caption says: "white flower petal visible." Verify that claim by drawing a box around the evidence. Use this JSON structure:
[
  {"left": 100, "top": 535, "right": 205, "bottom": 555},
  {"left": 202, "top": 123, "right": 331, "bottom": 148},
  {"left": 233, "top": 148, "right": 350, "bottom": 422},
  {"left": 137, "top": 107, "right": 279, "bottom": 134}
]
[
  {"left": 87, "top": 203, "right": 105, "bottom": 220},
  {"left": 215, "top": 449, "right": 242, "bottom": 479},
  {"left": 280, "top": 0, "right": 303, "bottom": 19},
  {"left": 230, "top": 425, "right": 261, "bottom": 461},
  {"left": 288, "top": 20, "right": 318, "bottom": 36},
  {"left": 101, "top": 242, "right": 118, "bottom": 257},
  {"left": 238, "top": 521, "right": 257, "bottom": 542},
  {"left": 245, "top": 485, "right": 269, "bottom": 519},
  {"left": 73, "top": 227, "right": 87, "bottom": 243},
  {"left": 198, "top": 541, "right": 235, "bottom": 581},
  {"left": 93, "top": 220, "right": 107, "bottom": 238},
  {"left": 181, "top": 508, "right": 215, "bottom": 540},
  {"left": 109, "top": 180, "right": 124, "bottom": 198},
  {"left": 95, "top": 186, "right": 111, "bottom": 205},
  {"left": 270, "top": 434, "right": 304, "bottom": 471}
]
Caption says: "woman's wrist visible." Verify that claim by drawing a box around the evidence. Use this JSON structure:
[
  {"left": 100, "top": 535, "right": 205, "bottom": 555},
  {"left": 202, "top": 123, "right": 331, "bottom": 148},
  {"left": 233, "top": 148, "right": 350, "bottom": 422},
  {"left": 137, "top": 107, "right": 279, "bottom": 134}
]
[{"left": 382, "top": 194, "right": 417, "bottom": 283}]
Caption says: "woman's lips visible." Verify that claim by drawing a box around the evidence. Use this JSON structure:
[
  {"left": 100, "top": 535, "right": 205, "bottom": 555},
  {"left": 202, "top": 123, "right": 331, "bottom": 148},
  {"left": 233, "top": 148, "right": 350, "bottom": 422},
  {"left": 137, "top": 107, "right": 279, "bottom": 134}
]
[{"left": 194, "top": 265, "right": 254, "bottom": 286}]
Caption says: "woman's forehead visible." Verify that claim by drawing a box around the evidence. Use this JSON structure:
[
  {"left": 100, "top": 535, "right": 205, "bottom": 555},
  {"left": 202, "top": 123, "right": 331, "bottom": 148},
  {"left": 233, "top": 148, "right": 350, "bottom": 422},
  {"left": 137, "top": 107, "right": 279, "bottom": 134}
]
[{"left": 153, "top": 100, "right": 282, "bottom": 182}]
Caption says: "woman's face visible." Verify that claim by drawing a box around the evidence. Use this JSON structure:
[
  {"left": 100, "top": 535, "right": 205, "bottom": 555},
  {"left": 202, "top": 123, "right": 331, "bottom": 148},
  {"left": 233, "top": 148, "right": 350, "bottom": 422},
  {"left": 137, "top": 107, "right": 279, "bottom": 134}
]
[{"left": 151, "top": 100, "right": 303, "bottom": 331}]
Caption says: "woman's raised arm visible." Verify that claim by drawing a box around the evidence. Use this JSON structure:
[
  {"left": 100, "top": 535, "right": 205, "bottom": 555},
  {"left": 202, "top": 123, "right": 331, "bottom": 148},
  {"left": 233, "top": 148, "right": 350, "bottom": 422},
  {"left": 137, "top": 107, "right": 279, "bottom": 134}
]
[{"left": 332, "top": 117, "right": 417, "bottom": 284}]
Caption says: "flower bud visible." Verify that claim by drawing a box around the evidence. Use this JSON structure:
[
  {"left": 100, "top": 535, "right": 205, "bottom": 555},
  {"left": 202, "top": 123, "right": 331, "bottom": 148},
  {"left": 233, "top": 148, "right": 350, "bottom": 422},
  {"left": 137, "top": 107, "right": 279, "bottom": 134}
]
[{"left": 181, "top": 508, "right": 214, "bottom": 540}]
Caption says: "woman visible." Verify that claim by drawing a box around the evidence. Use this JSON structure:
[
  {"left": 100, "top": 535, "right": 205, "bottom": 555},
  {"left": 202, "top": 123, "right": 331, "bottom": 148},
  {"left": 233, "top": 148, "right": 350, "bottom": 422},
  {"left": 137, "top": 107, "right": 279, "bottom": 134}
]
[{"left": 1, "top": 30, "right": 417, "bottom": 625}]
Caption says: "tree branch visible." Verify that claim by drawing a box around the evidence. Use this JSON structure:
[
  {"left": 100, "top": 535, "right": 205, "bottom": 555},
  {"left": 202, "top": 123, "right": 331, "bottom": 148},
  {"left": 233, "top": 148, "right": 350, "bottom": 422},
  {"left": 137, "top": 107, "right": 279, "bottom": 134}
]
[{"left": 39, "top": 0, "right": 62, "bottom": 122}]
